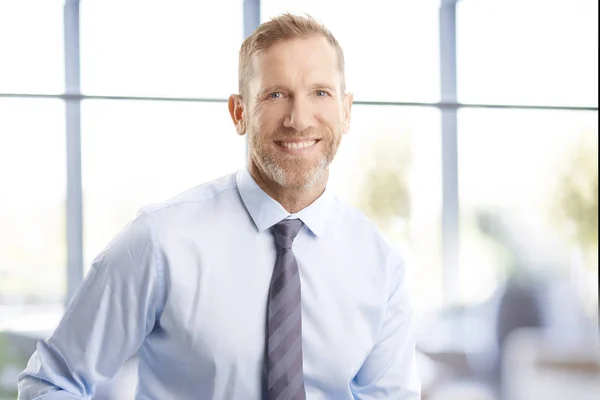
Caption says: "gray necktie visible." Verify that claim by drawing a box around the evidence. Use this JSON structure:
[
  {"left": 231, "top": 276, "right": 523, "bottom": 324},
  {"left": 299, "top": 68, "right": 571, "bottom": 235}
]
[{"left": 266, "top": 219, "right": 306, "bottom": 400}]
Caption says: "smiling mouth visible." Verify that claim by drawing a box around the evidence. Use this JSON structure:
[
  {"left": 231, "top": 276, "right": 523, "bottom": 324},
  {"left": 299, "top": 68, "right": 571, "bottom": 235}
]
[{"left": 275, "top": 140, "right": 319, "bottom": 149}]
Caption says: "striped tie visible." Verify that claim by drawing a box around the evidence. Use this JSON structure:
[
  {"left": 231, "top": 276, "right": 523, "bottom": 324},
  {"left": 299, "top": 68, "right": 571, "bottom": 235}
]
[{"left": 266, "top": 219, "right": 306, "bottom": 400}]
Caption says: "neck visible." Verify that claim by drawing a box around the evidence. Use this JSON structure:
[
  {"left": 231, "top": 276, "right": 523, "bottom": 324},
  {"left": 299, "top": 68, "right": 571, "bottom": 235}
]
[{"left": 248, "top": 161, "right": 328, "bottom": 214}]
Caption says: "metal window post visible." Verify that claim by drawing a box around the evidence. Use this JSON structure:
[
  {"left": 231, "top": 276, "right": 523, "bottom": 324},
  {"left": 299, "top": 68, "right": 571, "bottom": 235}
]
[
  {"left": 440, "top": 0, "right": 460, "bottom": 305},
  {"left": 243, "top": 0, "right": 261, "bottom": 39},
  {"left": 64, "top": 0, "right": 83, "bottom": 305},
  {"left": 243, "top": 0, "right": 260, "bottom": 159}
]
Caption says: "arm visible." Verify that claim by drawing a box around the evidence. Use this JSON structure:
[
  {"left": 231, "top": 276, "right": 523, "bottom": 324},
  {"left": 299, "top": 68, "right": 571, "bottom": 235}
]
[
  {"left": 351, "top": 251, "right": 421, "bottom": 399},
  {"left": 17, "top": 212, "right": 165, "bottom": 399}
]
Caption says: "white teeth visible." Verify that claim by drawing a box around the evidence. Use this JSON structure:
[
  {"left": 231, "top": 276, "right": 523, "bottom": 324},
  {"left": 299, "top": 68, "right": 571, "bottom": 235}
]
[{"left": 280, "top": 140, "right": 317, "bottom": 149}]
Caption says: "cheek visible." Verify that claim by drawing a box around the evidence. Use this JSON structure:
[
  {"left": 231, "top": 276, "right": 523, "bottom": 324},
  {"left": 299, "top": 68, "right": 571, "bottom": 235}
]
[
  {"left": 315, "top": 109, "right": 343, "bottom": 133},
  {"left": 252, "top": 107, "right": 285, "bottom": 134}
]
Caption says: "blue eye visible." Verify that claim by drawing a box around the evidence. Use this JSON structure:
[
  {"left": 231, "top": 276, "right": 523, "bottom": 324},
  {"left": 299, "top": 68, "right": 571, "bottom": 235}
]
[
  {"left": 269, "top": 92, "right": 283, "bottom": 99},
  {"left": 316, "top": 90, "right": 328, "bottom": 97}
]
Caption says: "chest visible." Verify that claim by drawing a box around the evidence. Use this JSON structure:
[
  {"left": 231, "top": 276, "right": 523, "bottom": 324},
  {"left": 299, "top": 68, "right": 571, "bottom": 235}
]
[{"left": 153, "top": 234, "right": 386, "bottom": 388}]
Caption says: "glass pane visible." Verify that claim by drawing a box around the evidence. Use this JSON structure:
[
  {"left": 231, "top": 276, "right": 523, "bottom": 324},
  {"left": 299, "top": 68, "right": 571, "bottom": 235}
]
[
  {"left": 80, "top": 0, "right": 243, "bottom": 98},
  {"left": 0, "top": 99, "right": 65, "bottom": 399},
  {"left": 81, "top": 100, "right": 246, "bottom": 268},
  {"left": 261, "top": 0, "right": 440, "bottom": 103},
  {"left": 457, "top": 0, "right": 598, "bottom": 106},
  {"left": 329, "top": 105, "right": 443, "bottom": 314},
  {"left": 451, "top": 109, "right": 598, "bottom": 399},
  {"left": 0, "top": 0, "right": 64, "bottom": 94},
  {"left": 0, "top": 99, "right": 66, "bottom": 308},
  {"left": 458, "top": 109, "right": 598, "bottom": 317}
]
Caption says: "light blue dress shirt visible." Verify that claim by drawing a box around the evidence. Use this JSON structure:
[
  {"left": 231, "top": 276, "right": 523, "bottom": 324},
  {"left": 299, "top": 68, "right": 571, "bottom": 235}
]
[{"left": 18, "top": 168, "right": 421, "bottom": 399}]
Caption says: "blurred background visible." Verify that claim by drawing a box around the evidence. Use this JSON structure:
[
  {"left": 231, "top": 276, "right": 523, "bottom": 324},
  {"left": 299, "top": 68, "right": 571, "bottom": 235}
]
[{"left": 0, "top": 0, "right": 598, "bottom": 399}]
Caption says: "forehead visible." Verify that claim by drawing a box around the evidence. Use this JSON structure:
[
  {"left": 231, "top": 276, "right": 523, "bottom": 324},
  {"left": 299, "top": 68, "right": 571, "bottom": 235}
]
[{"left": 250, "top": 36, "right": 341, "bottom": 89}]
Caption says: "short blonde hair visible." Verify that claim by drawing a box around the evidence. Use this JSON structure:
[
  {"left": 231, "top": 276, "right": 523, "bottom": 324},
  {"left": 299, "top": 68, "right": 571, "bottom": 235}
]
[{"left": 238, "top": 13, "right": 346, "bottom": 98}]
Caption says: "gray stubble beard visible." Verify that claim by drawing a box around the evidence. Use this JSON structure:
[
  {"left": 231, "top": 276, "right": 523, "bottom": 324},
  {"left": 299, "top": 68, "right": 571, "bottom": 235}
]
[{"left": 249, "top": 138, "right": 336, "bottom": 190}]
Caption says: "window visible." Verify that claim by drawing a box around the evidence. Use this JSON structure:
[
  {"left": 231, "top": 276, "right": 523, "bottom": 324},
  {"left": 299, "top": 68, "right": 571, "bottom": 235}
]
[
  {"left": 457, "top": 0, "right": 598, "bottom": 106},
  {"left": 0, "top": 0, "right": 64, "bottom": 94},
  {"left": 458, "top": 108, "right": 598, "bottom": 313},
  {"left": 80, "top": 0, "right": 243, "bottom": 98},
  {"left": 0, "top": 99, "right": 66, "bottom": 311},
  {"left": 81, "top": 100, "right": 245, "bottom": 267}
]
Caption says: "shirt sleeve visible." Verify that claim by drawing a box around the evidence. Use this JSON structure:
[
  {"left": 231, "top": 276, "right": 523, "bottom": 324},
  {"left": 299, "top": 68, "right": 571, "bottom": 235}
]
[
  {"left": 350, "top": 250, "right": 421, "bottom": 399},
  {"left": 17, "top": 211, "right": 165, "bottom": 399}
]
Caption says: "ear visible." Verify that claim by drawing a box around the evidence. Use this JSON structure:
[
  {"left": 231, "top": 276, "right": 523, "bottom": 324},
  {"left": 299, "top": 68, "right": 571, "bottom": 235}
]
[
  {"left": 228, "top": 94, "right": 246, "bottom": 136},
  {"left": 341, "top": 92, "right": 353, "bottom": 134}
]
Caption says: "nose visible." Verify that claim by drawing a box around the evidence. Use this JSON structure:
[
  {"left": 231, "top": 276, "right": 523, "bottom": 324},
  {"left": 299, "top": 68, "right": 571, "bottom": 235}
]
[{"left": 283, "top": 96, "right": 313, "bottom": 132}]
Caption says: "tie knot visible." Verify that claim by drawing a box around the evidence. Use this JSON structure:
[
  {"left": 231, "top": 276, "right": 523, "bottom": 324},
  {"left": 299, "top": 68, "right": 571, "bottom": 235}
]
[{"left": 271, "top": 219, "right": 304, "bottom": 250}]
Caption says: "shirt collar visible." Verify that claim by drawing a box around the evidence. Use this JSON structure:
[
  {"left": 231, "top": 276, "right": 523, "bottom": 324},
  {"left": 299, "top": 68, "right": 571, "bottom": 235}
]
[{"left": 235, "top": 167, "right": 336, "bottom": 238}]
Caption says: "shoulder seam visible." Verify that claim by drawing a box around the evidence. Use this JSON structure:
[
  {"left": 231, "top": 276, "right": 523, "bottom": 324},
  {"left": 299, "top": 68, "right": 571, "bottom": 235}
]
[
  {"left": 144, "top": 211, "right": 167, "bottom": 327},
  {"left": 141, "top": 182, "right": 238, "bottom": 216}
]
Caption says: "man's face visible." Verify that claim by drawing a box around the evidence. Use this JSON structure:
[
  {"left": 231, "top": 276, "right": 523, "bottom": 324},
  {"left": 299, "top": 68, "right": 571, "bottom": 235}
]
[{"left": 241, "top": 36, "right": 352, "bottom": 189}]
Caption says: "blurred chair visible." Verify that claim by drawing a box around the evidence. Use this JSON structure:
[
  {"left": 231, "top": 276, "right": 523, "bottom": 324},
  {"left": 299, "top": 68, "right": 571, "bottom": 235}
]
[
  {"left": 428, "top": 380, "right": 495, "bottom": 400},
  {"left": 503, "top": 327, "right": 600, "bottom": 400}
]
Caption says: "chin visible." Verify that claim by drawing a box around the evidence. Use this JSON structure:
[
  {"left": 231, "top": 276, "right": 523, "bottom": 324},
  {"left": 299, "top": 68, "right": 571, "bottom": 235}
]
[
  {"left": 281, "top": 165, "right": 327, "bottom": 189},
  {"left": 253, "top": 147, "right": 330, "bottom": 189}
]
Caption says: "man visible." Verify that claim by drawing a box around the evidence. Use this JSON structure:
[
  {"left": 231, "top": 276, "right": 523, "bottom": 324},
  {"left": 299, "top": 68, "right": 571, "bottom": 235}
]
[{"left": 18, "top": 14, "right": 420, "bottom": 399}]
